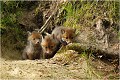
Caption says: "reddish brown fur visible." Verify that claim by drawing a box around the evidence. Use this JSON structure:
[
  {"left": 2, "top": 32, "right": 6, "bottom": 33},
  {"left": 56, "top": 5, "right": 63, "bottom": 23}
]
[
  {"left": 41, "top": 34, "right": 60, "bottom": 59},
  {"left": 22, "top": 31, "right": 42, "bottom": 60},
  {"left": 28, "top": 32, "right": 41, "bottom": 40},
  {"left": 62, "top": 28, "right": 75, "bottom": 43},
  {"left": 52, "top": 26, "right": 76, "bottom": 45}
]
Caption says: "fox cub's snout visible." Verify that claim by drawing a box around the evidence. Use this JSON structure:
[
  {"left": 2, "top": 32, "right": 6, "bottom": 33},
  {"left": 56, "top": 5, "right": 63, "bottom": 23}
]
[
  {"left": 52, "top": 26, "right": 76, "bottom": 45},
  {"left": 22, "top": 31, "right": 42, "bottom": 60},
  {"left": 41, "top": 33, "right": 59, "bottom": 59}
]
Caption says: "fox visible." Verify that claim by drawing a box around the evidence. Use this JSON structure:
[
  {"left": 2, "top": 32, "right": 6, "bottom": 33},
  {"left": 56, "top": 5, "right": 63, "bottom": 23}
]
[
  {"left": 41, "top": 33, "right": 61, "bottom": 59},
  {"left": 52, "top": 26, "right": 76, "bottom": 45},
  {"left": 22, "top": 31, "right": 42, "bottom": 60}
]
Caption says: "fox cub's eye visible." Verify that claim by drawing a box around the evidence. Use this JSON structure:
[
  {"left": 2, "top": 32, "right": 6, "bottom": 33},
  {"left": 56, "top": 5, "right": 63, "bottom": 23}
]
[
  {"left": 51, "top": 46, "right": 54, "bottom": 48},
  {"left": 33, "top": 38, "right": 35, "bottom": 40},
  {"left": 65, "top": 37, "right": 68, "bottom": 39}
]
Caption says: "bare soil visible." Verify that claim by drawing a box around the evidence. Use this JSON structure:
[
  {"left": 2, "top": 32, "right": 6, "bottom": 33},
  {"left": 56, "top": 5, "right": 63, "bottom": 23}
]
[{"left": 0, "top": 50, "right": 119, "bottom": 80}]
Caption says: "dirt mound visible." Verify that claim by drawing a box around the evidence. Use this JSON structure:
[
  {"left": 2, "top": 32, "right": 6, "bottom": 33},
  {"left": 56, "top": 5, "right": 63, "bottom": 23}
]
[{"left": 0, "top": 50, "right": 118, "bottom": 79}]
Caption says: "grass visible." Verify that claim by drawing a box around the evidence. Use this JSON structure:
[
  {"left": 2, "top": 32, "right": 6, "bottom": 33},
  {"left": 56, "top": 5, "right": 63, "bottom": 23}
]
[
  {"left": 1, "top": 1, "right": 38, "bottom": 60},
  {"left": 1, "top": 1, "right": 119, "bottom": 79},
  {"left": 61, "top": 1, "right": 119, "bottom": 29},
  {"left": 1, "top": 1, "right": 119, "bottom": 64}
]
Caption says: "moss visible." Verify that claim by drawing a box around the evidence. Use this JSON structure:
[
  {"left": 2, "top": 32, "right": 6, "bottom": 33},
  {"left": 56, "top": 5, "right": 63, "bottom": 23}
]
[
  {"left": 61, "top": 1, "right": 119, "bottom": 30},
  {"left": 57, "top": 43, "right": 88, "bottom": 55}
]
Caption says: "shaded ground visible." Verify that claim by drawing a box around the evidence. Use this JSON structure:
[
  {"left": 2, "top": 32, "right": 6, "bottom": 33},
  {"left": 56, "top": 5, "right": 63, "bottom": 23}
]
[{"left": 0, "top": 50, "right": 119, "bottom": 80}]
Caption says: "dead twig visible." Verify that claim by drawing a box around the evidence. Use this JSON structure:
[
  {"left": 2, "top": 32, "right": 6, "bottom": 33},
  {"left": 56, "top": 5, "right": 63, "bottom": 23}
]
[{"left": 36, "top": 2, "right": 59, "bottom": 33}]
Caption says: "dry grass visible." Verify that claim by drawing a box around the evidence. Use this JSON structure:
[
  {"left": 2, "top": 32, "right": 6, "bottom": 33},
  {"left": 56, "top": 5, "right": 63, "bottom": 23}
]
[{"left": 1, "top": 47, "right": 22, "bottom": 60}]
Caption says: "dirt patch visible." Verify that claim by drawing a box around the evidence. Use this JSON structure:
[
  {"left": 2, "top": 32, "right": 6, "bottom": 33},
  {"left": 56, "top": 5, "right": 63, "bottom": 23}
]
[
  {"left": 0, "top": 59, "right": 88, "bottom": 79},
  {"left": 0, "top": 50, "right": 119, "bottom": 79}
]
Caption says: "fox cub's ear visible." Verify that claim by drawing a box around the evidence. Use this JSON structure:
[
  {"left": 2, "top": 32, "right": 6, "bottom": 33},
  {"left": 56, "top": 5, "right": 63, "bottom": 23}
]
[
  {"left": 52, "top": 34, "right": 55, "bottom": 39},
  {"left": 27, "top": 31, "right": 31, "bottom": 36},
  {"left": 61, "top": 29, "right": 65, "bottom": 34},
  {"left": 41, "top": 34, "right": 45, "bottom": 40},
  {"left": 41, "top": 35, "right": 44, "bottom": 40}
]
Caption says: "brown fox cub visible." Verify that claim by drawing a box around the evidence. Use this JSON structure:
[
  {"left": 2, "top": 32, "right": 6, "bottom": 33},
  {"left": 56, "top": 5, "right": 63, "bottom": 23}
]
[
  {"left": 22, "top": 31, "right": 42, "bottom": 60},
  {"left": 52, "top": 26, "right": 76, "bottom": 45},
  {"left": 41, "top": 33, "right": 61, "bottom": 59}
]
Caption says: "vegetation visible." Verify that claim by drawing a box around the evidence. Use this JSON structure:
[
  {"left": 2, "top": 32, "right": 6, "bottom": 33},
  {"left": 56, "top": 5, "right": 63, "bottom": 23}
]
[
  {"left": 1, "top": 1, "right": 119, "bottom": 49},
  {"left": 1, "top": 1, "right": 119, "bottom": 79},
  {"left": 1, "top": 1, "right": 38, "bottom": 51},
  {"left": 62, "top": 1, "right": 119, "bottom": 28}
]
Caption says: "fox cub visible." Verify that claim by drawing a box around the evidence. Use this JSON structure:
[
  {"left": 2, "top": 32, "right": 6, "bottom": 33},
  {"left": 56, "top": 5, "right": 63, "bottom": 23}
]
[
  {"left": 52, "top": 26, "right": 76, "bottom": 45},
  {"left": 22, "top": 31, "right": 42, "bottom": 60},
  {"left": 41, "top": 33, "right": 61, "bottom": 59}
]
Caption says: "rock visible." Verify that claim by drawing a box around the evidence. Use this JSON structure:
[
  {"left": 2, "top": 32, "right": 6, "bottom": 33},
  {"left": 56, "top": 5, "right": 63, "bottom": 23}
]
[{"left": 75, "top": 17, "right": 119, "bottom": 55}]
